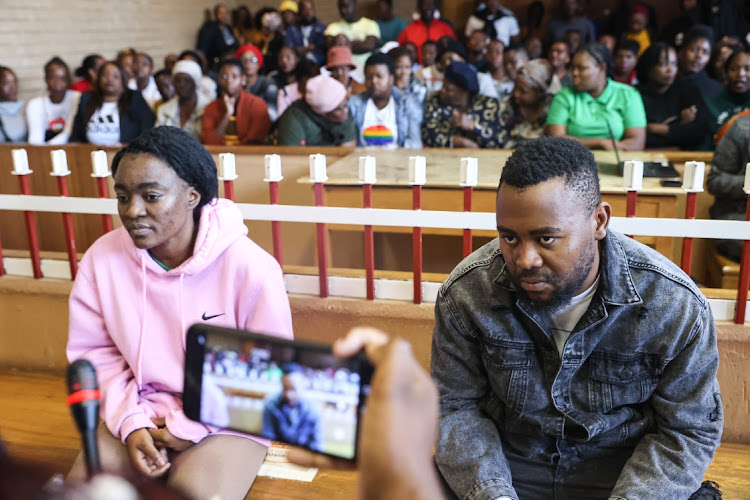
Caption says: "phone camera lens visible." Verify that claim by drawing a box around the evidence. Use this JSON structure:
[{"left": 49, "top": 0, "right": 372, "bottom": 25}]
[{"left": 198, "top": 335, "right": 205, "bottom": 345}]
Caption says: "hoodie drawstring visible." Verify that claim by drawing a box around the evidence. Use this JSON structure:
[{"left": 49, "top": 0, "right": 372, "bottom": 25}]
[
  {"left": 179, "top": 273, "right": 186, "bottom": 351},
  {"left": 136, "top": 254, "right": 147, "bottom": 389}
]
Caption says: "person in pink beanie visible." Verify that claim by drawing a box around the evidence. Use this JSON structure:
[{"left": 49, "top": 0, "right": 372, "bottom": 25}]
[
  {"left": 66, "top": 126, "right": 293, "bottom": 498},
  {"left": 276, "top": 74, "right": 357, "bottom": 146}
]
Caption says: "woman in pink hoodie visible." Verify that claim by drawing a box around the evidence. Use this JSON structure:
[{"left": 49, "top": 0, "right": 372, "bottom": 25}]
[{"left": 66, "top": 126, "right": 293, "bottom": 497}]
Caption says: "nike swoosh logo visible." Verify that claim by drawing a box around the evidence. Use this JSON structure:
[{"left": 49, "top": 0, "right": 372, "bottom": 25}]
[{"left": 201, "top": 312, "right": 225, "bottom": 321}]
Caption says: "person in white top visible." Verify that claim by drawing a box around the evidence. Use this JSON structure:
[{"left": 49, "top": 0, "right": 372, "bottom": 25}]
[
  {"left": 128, "top": 52, "right": 161, "bottom": 111},
  {"left": 155, "top": 60, "right": 209, "bottom": 139},
  {"left": 26, "top": 57, "right": 81, "bottom": 145}
]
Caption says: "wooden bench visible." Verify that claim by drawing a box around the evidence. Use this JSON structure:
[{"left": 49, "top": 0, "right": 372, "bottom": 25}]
[
  {"left": 1, "top": 370, "right": 748, "bottom": 499},
  {"left": 707, "top": 245, "right": 742, "bottom": 289}
]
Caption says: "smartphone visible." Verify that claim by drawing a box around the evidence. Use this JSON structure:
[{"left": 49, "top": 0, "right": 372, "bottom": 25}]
[
  {"left": 660, "top": 179, "right": 683, "bottom": 188},
  {"left": 183, "top": 324, "right": 373, "bottom": 461}
]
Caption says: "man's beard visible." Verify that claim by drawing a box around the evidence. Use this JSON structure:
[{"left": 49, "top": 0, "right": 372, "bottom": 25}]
[{"left": 510, "top": 243, "right": 596, "bottom": 314}]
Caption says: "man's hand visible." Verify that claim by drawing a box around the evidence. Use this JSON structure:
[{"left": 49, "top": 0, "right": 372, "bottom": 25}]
[
  {"left": 125, "top": 428, "right": 170, "bottom": 478},
  {"left": 450, "top": 110, "right": 475, "bottom": 131},
  {"left": 680, "top": 105, "right": 697, "bottom": 124},
  {"left": 223, "top": 94, "right": 237, "bottom": 115},
  {"left": 148, "top": 417, "right": 194, "bottom": 452}
]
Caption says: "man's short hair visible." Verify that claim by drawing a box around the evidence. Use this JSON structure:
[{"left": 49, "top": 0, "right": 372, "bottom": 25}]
[
  {"left": 218, "top": 59, "right": 244, "bottom": 73},
  {"left": 365, "top": 52, "right": 395, "bottom": 75},
  {"left": 680, "top": 24, "right": 714, "bottom": 50},
  {"left": 614, "top": 39, "right": 640, "bottom": 56},
  {"left": 499, "top": 137, "right": 601, "bottom": 213}
]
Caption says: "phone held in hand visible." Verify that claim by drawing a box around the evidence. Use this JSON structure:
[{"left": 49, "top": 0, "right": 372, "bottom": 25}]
[{"left": 183, "top": 324, "right": 373, "bottom": 461}]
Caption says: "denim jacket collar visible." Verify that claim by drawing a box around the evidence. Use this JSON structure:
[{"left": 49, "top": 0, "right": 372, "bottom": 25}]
[{"left": 492, "top": 230, "right": 642, "bottom": 308}]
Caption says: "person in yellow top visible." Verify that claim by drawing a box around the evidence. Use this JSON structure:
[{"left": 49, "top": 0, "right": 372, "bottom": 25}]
[
  {"left": 625, "top": 4, "right": 652, "bottom": 56},
  {"left": 324, "top": 0, "right": 381, "bottom": 71}
]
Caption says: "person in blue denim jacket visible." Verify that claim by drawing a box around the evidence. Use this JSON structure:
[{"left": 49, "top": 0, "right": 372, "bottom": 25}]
[
  {"left": 431, "top": 136, "right": 723, "bottom": 500},
  {"left": 348, "top": 53, "right": 423, "bottom": 149}
]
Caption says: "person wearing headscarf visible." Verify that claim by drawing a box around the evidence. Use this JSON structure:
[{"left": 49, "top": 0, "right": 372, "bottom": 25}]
[
  {"left": 421, "top": 61, "right": 504, "bottom": 148},
  {"left": 276, "top": 74, "right": 356, "bottom": 146},
  {"left": 499, "top": 58, "right": 554, "bottom": 148},
  {"left": 155, "top": 60, "right": 210, "bottom": 139}
]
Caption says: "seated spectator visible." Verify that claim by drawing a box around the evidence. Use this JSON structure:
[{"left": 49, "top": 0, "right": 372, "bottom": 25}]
[
  {"left": 546, "top": 0, "right": 596, "bottom": 46},
  {"left": 284, "top": 0, "right": 327, "bottom": 66},
  {"left": 546, "top": 43, "right": 647, "bottom": 151},
  {"left": 200, "top": 59, "right": 271, "bottom": 145},
  {"left": 519, "top": 0, "right": 545, "bottom": 41},
  {"left": 524, "top": 36, "right": 543, "bottom": 60},
  {"left": 708, "top": 37, "right": 744, "bottom": 86},
  {"left": 701, "top": 0, "right": 748, "bottom": 44},
  {"left": 503, "top": 43, "right": 529, "bottom": 84},
  {"left": 564, "top": 28, "right": 582, "bottom": 55},
  {"left": 707, "top": 113, "right": 750, "bottom": 261},
  {"left": 660, "top": 0, "right": 700, "bottom": 48},
  {"left": 482, "top": 39, "right": 513, "bottom": 98},
  {"left": 421, "top": 61, "right": 504, "bottom": 148},
  {"left": 232, "top": 5, "right": 254, "bottom": 45},
  {"left": 163, "top": 53, "right": 178, "bottom": 73},
  {"left": 624, "top": 4, "right": 652, "bottom": 56},
  {"left": 499, "top": 59, "right": 554, "bottom": 147},
  {"left": 236, "top": 44, "right": 279, "bottom": 121},
  {"left": 636, "top": 42, "right": 707, "bottom": 149},
  {"left": 464, "top": 0, "right": 520, "bottom": 47},
  {"left": 392, "top": 48, "right": 428, "bottom": 104},
  {"left": 276, "top": 74, "right": 357, "bottom": 146},
  {"left": 704, "top": 49, "right": 750, "bottom": 149},
  {"left": 326, "top": 46, "right": 366, "bottom": 96},
  {"left": 421, "top": 40, "right": 438, "bottom": 69},
  {"left": 466, "top": 30, "right": 489, "bottom": 70},
  {"left": 324, "top": 0, "right": 380, "bottom": 71},
  {"left": 71, "top": 54, "right": 104, "bottom": 93},
  {"left": 152, "top": 69, "right": 174, "bottom": 113},
  {"left": 548, "top": 40, "right": 572, "bottom": 93},
  {"left": 260, "top": 10, "right": 285, "bottom": 75},
  {"left": 348, "top": 53, "right": 422, "bottom": 148},
  {"left": 0, "top": 66, "right": 27, "bottom": 142},
  {"left": 197, "top": 3, "right": 239, "bottom": 71},
  {"left": 116, "top": 48, "right": 137, "bottom": 82},
  {"left": 279, "top": 0, "right": 298, "bottom": 35},
  {"left": 417, "top": 40, "right": 498, "bottom": 99},
  {"left": 599, "top": 33, "right": 616, "bottom": 54},
  {"left": 155, "top": 60, "right": 210, "bottom": 140},
  {"left": 676, "top": 24, "right": 721, "bottom": 97},
  {"left": 128, "top": 52, "right": 161, "bottom": 111},
  {"left": 26, "top": 57, "right": 81, "bottom": 145},
  {"left": 375, "top": 0, "right": 407, "bottom": 45},
  {"left": 269, "top": 46, "right": 304, "bottom": 118},
  {"left": 179, "top": 50, "right": 218, "bottom": 101},
  {"left": 613, "top": 40, "right": 640, "bottom": 85},
  {"left": 70, "top": 61, "right": 154, "bottom": 145},
  {"left": 397, "top": 0, "right": 456, "bottom": 65}
]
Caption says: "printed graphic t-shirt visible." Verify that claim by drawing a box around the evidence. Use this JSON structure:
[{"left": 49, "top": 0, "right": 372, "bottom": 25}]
[
  {"left": 360, "top": 96, "right": 398, "bottom": 149},
  {"left": 86, "top": 101, "right": 120, "bottom": 145}
]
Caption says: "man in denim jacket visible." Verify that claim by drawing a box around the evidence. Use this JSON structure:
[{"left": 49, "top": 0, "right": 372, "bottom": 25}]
[{"left": 431, "top": 137, "right": 723, "bottom": 500}]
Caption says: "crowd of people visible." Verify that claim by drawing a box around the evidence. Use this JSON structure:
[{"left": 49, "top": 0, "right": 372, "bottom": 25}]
[{"left": 2, "top": 0, "right": 749, "bottom": 151}]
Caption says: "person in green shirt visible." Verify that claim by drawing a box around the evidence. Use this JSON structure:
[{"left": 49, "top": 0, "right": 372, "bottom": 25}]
[{"left": 546, "top": 43, "right": 647, "bottom": 151}]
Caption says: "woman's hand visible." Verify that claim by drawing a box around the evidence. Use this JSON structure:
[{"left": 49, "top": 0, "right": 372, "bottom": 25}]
[
  {"left": 680, "top": 105, "right": 697, "bottom": 124},
  {"left": 125, "top": 428, "right": 170, "bottom": 478},
  {"left": 148, "top": 417, "right": 194, "bottom": 452},
  {"left": 450, "top": 110, "right": 475, "bottom": 131},
  {"left": 452, "top": 135, "right": 479, "bottom": 148}
]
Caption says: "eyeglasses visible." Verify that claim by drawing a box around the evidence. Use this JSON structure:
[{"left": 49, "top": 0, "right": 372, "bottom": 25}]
[{"left": 242, "top": 56, "right": 259, "bottom": 63}]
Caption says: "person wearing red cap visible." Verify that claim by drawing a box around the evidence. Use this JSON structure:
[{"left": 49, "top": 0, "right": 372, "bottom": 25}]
[
  {"left": 236, "top": 44, "right": 280, "bottom": 121},
  {"left": 625, "top": 4, "right": 653, "bottom": 56},
  {"left": 276, "top": 74, "right": 356, "bottom": 146}
]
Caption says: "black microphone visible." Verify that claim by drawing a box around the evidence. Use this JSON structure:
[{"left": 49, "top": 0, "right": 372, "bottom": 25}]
[{"left": 66, "top": 359, "right": 102, "bottom": 479}]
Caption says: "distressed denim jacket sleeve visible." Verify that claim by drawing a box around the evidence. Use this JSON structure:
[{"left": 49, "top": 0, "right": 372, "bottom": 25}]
[
  {"left": 609, "top": 301, "right": 723, "bottom": 500},
  {"left": 432, "top": 289, "right": 520, "bottom": 500}
]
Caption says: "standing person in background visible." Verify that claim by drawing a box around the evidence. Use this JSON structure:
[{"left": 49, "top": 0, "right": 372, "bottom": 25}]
[
  {"left": 375, "top": 0, "right": 407, "bottom": 46},
  {"left": 397, "top": 0, "right": 456, "bottom": 66},
  {"left": 284, "top": 0, "right": 327, "bottom": 66},
  {"left": 129, "top": 53, "right": 161, "bottom": 111},
  {"left": 198, "top": 3, "right": 239, "bottom": 71},
  {"left": 236, "top": 44, "right": 279, "bottom": 121},
  {"left": 676, "top": 24, "right": 721, "bottom": 97},
  {"left": 70, "top": 61, "right": 154, "bottom": 146},
  {"left": 0, "top": 66, "right": 27, "bottom": 143},
  {"left": 546, "top": 43, "right": 647, "bottom": 151},
  {"left": 156, "top": 60, "right": 210, "bottom": 140},
  {"left": 464, "top": 0, "right": 521, "bottom": 48},
  {"left": 71, "top": 54, "right": 104, "bottom": 93},
  {"left": 325, "top": 0, "right": 381, "bottom": 72},
  {"left": 547, "top": 0, "right": 596, "bottom": 46},
  {"left": 26, "top": 57, "right": 81, "bottom": 145},
  {"left": 201, "top": 60, "right": 271, "bottom": 145},
  {"left": 116, "top": 48, "right": 137, "bottom": 83},
  {"left": 232, "top": 5, "right": 254, "bottom": 45}
]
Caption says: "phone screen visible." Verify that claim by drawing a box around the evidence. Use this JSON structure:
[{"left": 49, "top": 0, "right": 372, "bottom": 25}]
[{"left": 184, "top": 324, "right": 372, "bottom": 461}]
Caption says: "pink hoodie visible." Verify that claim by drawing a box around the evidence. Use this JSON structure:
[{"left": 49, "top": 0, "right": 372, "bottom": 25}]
[{"left": 67, "top": 198, "right": 293, "bottom": 444}]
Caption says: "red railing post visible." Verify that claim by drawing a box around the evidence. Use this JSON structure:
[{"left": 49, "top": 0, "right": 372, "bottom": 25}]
[
  {"left": 90, "top": 150, "right": 113, "bottom": 234},
  {"left": 310, "top": 154, "right": 329, "bottom": 298},
  {"left": 409, "top": 156, "right": 426, "bottom": 304},
  {"left": 623, "top": 160, "right": 643, "bottom": 238},
  {"left": 51, "top": 150, "right": 78, "bottom": 279},
  {"left": 11, "top": 149, "right": 42, "bottom": 279},
  {"left": 680, "top": 161, "right": 704, "bottom": 276},
  {"left": 359, "top": 156, "right": 376, "bottom": 300},
  {"left": 218, "top": 153, "right": 237, "bottom": 201},
  {"left": 460, "top": 157, "right": 478, "bottom": 258},
  {"left": 733, "top": 163, "right": 750, "bottom": 324},
  {"left": 264, "top": 154, "right": 284, "bottom": 269}
]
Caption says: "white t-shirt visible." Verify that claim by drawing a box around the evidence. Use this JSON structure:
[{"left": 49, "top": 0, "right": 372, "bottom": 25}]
[
  {"left": 129, "top": 76, "right": 161, "bottom": 111},
  {"left": 25, "top": 90, "right": 81, "bottom": 145},
  {"left": 550, "top": 276, "right": 600, "bottom": 357},
  {"left": 86, "top": 101, "right": 120, "bottom": 146},
  {"left": 360, "top": 96, "right": 398, "bottom": 149}
]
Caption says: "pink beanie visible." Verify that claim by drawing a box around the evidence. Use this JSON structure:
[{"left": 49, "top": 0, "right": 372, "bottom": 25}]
[{"left": 305, "top": 75, "right": 347, "bottom": 114}]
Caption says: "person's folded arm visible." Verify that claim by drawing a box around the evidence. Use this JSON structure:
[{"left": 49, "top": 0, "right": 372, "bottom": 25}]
[
  {"left": 617, "top": 126, "right": 646, "bottom": 151},
  {"left": 707, "top": 121, "right": 748, "bottom": 199},
  {"left": 431, "top": 291, "right": 519, "bottom": 500},
  {"left": 609, "top": 303, "right": 723, "bottom": 500},
  {"left": 546, "top": 123, "right": 609, "bottom": 149}
]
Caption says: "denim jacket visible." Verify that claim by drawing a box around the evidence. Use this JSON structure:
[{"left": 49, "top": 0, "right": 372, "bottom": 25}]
[
  {"left": 431, "top": 230, "right": 723, "bottom": 500},
  {"left": 348, "top": 86, "right": 423, "bottom": 148}
]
